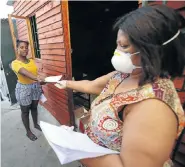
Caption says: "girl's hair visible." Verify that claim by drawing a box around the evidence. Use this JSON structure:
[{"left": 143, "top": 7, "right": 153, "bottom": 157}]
[{"left": 16, "top": 39, "right": 29, "bottom": 48}]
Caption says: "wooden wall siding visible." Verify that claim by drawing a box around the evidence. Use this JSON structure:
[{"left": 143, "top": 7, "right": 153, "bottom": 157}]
[
  {"left": 38, "top": 28, "right": 63, "bottom": 39},
  {"left": 12, "top": 0, "right": 70, "bottom": 125},
  {"left": 13, "top": 1, "right": 21, "bottom": 10},
  {"left": 14, "top": 1, "right": 37, "bottom": 16},
  {"left": 37, "top": 13, "right": 62, "bottom": 29},
  {"left": 41, "top": 59, "right": 66, "bottom": 67},
  {"left": 14, "top": 1, "right": 25, "bottom": 13},
  {"left": 38, "top": 21, "right": 62, "bottom": 34},
  {"left": 13, "top": 1, "right": 50, "bottom": 17},
  {"left": 16, "top": 19, "right": 24, "bottom": 26},
  {"left": 42, "top": 64, "right": 66, "bottom": 73},
  {"left": 145, "top": 1, "right": 185, "bottom": 9},
  {"left": 39, "top": 36, "right": 64, "bottom": 44},
  {"left": 41, "top": 55, "right": 65, "bottom": 61},
  {"left": 36, "top": 5, "right": 61, "bottom": 23},
  {"left": 40, "top": 48, "right": 65, "bottom": 55},
  {"left": 15, "top": 18, "right": 28, "bottom": 41},
  {"left": 36, "top": 1, "right": 61, "bottom": 18},
  {"left": 166, "top": 1, "right": 185, "bottom": 10},
  {"left": 39, "top": 43, "right": 64, "bottom": 49}
]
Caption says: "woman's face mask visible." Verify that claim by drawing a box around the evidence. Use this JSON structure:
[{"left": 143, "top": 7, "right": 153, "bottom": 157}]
[{"left": 111, "top": 49, "right": 141, "bottom": 73}]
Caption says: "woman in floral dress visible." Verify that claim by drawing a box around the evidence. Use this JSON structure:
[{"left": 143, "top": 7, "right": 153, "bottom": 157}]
[{"left": 57, "top": 5, "right": 185, "bottom": 167}]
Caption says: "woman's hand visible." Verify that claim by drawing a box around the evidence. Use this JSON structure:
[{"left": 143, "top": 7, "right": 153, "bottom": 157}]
[{"left": 55, "top": 80, "right": 67, "bottom": 89}]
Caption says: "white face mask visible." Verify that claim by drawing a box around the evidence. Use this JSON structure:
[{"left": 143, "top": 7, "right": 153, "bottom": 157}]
[{"left": 111, "top": 49, "right": 141, "bottom": 73}]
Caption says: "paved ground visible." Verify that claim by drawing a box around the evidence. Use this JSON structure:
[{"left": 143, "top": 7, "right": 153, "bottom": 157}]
[{"left": 1, "top": 100, "right": 80, "bottom": 167}]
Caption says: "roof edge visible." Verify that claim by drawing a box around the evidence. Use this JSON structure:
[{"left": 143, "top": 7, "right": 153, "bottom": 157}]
[{"left": 6, "top": 0, "right": 15, "bottom": 6}]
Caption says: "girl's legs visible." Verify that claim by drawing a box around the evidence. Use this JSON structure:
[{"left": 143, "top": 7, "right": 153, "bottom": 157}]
[
  {"left": 30, "top": 100, "right": 42, "bottom": 131},
  {"left": 20, "top": 105, "right": 37, "bottom": 141}
]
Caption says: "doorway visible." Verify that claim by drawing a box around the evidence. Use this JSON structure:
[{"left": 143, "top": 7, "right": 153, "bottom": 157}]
[{"left": 68, "top": 1, "right": 138, "bottom": 109}]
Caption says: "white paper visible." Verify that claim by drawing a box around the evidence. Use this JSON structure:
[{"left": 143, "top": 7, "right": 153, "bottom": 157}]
[
  {"left": 40, "top": 94, "right": 47, "bottom": 103},
  {"left": 54, "top": 83, "right": 65, "bottom": 89},
  {"left": 45, "top": 75, "right": 63, "bottom": 83},
  {"left": 40, "top": 121, "right": 119, "bottom": 165}
]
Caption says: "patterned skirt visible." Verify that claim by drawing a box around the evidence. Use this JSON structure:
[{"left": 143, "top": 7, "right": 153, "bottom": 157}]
[{"left": 15, "top": 82, "right": 42, "bottom": 106}]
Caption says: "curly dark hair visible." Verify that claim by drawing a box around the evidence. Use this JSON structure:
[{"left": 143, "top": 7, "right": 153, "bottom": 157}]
[
  {"left": 114, "top": 5, "right": 185, "bottom": 86},
  {"left": 16, "top": 39, "right": 29, "bottom": 48}
]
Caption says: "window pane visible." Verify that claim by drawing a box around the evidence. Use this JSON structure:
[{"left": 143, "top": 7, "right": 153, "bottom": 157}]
[{"left": 29, "top": 16, "right": 41, "bottom": 59}]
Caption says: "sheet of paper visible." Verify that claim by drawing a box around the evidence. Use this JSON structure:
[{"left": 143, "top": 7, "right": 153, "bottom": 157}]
[
  {"left": 44, "top": 75, "right": 63, "bottom": 83},
  {"left": 40, "top": 121, "right": 119, "bottom": 165},
  {"left": 40, "top": 94, "right": 47, "bottom": 103},
  {"left": 54, "top": 83, "right": 64, "bottom": 89}
]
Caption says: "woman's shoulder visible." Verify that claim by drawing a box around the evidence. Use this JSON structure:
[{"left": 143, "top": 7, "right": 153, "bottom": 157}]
[
  {"left": 151, "top": 78, "right": 177, "bottom": 98},
  {"left": 140, "top": 78, "right": 176, "bottom": 96},
  {"left": 140, "top": 78, "right": 182, "bottom": 113}
]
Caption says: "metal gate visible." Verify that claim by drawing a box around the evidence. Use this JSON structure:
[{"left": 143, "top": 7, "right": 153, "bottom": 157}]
[{"left": 1, "top": 19, "right": 17, "bottom": 105}]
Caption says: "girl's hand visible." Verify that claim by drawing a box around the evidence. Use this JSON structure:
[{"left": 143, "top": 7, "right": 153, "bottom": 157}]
[{"left": 37, "top": 76, "right": 46, "bottom": 83}]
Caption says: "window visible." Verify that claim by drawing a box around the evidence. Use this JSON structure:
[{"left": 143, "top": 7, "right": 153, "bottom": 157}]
[{"left": 29, "top": 15, "right": 41, "bottom": 59}]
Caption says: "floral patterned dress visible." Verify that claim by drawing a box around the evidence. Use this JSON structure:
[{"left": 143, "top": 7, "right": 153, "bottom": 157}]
[{"left": 85, "top": 72, "right": 185, "bottom": 167}]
